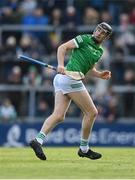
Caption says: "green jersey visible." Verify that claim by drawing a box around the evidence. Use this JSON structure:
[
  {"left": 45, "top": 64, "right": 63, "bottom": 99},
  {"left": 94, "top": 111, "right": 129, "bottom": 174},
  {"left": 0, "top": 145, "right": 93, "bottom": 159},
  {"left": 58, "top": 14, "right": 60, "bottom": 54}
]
[{"left": 66, "top": 34, "right": 104, "bottom": 75}]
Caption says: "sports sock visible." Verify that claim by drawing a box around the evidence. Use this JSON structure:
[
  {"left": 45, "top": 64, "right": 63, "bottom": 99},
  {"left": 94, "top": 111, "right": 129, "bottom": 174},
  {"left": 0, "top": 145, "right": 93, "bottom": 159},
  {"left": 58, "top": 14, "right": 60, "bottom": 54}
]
[
  {"left": 36, "top": 131, "right": 47, "bottom": 145},
  {"left": 80, "top": 138, "right": 89, "bottom": 153}
]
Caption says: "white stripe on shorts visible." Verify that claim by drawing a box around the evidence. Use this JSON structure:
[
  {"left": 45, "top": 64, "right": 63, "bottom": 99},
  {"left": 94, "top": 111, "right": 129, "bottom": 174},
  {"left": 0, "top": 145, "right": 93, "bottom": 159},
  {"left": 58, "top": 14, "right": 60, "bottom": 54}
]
[{"left": 53, "top": 74, "right": 86, "bottom": 94}]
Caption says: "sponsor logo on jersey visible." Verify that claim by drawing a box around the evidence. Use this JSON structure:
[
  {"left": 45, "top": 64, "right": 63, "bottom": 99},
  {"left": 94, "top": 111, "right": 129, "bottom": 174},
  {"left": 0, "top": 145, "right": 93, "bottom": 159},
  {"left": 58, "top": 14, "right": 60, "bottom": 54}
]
[{"left": 76, "top": 35, "right": 83, "bottom": 43}]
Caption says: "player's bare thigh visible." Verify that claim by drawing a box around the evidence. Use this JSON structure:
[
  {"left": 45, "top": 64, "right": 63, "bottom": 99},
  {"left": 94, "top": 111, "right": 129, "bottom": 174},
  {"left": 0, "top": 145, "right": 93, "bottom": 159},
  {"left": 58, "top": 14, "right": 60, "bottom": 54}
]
[
  {"left": 53, "top": 91, "right": 71, "bottom": 118},
  {"left": 67, "top": 90, "right": 97, "bottom": 115}
]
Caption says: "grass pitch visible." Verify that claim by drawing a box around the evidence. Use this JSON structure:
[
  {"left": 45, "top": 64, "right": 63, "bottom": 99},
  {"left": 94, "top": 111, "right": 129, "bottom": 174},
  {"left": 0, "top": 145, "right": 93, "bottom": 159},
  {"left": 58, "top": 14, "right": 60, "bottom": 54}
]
[{"left": 0, "top": 147, "right": 135, "bottom": 179}]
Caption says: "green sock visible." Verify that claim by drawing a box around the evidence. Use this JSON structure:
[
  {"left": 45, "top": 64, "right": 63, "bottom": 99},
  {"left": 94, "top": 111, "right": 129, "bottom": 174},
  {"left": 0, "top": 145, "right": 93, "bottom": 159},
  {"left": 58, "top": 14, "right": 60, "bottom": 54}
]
[
  {"left": 36, "top": 131, "right": 46, "bottom": 145},
  {"left": 80, "top": 138, "right": 89, "bottom": 153}
]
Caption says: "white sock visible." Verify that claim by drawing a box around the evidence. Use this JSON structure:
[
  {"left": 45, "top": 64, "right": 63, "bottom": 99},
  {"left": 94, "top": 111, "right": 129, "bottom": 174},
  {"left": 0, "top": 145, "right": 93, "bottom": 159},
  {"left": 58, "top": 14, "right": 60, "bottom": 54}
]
[
  {"left": 80, "top": 138, "right": 89, "bottom": 153},
  {"left": 36, "top": 131, "right": 47, "bottom": 145}
]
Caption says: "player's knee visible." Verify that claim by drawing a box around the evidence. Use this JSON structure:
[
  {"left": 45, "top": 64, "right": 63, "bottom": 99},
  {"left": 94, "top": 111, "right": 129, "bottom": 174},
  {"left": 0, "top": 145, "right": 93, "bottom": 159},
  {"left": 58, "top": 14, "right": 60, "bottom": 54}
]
[
  {"left": 53, "top": 112, "right": 65, "bottom": 123},
  {"left": 85, "top": 109, "right": 98, "bottom": 119},
  {"left": 91, "top": 109, "right": 98, "bottom": 119},
  {"left": 57, "top": 115, "right": 65, "bottom": 123}
]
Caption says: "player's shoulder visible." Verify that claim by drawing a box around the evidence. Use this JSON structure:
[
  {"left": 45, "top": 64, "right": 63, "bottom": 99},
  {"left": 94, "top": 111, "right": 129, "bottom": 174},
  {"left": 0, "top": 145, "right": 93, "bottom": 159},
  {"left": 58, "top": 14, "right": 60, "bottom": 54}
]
[{"left": 75, "top": 34, "right": 90, "bottom": 42}]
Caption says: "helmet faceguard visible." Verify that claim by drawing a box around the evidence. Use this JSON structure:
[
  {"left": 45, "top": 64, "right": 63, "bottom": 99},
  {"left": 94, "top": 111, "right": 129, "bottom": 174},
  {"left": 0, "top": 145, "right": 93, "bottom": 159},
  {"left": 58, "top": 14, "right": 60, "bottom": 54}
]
[{"left": 93, "top": 22, "right": 112, "bottom": 42}]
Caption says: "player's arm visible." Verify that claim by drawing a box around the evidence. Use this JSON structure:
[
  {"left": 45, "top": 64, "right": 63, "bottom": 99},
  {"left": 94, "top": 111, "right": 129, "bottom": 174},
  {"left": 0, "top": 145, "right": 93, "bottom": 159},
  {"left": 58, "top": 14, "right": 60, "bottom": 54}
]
[
  {"left": 57, "top": 39, "right": 77, "bottom": 74},
  {"left": 90, "top": 66, "right": 111, "bottom": 80}
]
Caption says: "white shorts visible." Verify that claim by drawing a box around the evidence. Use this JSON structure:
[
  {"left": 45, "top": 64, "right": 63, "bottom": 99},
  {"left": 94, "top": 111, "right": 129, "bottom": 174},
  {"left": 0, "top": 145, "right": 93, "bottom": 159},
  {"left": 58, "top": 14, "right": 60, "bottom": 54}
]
[{"left": 53, "top": 74, "right": 86, "bottom": 94}]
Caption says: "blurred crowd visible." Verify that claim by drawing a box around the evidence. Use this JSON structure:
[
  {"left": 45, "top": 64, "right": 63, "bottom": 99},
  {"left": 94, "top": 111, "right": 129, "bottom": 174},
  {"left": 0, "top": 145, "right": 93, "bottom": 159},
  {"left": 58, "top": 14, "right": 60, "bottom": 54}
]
[{"left": 0, "top": 0, "right": 135, "bottom": 123}]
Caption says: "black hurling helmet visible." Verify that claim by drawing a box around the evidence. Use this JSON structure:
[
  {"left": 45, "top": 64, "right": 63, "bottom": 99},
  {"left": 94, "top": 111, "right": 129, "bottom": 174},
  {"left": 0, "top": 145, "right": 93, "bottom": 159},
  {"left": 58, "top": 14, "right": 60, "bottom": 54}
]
[{"left": 96, "top": 22, "right": 112, "bottom": 37}]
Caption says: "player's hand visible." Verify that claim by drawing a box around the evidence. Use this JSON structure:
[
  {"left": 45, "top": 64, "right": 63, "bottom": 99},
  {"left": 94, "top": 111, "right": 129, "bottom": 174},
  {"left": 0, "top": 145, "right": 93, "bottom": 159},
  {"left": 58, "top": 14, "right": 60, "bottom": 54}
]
[
  {"left": 57, "top": 65, "right": 65, "bottom": 74},
  {"left": 100, "top": 70, "right": 111, "bottom": 80}
]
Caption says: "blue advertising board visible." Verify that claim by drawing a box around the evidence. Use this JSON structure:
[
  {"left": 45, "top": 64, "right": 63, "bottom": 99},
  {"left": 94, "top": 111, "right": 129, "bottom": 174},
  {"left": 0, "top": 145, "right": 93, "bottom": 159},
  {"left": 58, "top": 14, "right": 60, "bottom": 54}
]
[{"left": 0, "top": 122, "right": 135, "bottom": 147}]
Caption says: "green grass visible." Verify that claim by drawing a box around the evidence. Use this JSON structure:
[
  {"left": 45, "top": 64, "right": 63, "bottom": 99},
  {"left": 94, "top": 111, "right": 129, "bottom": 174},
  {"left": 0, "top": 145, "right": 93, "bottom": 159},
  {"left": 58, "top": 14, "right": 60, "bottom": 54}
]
[{"left": 0, "top": 147, "right": 135, "bottom": 179}]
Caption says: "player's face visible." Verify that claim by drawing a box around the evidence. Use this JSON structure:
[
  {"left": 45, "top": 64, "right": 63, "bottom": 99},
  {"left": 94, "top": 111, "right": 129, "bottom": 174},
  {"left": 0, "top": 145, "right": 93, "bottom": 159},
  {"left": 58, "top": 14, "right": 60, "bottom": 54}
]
[{"left": 93, "top": 26, "right": 109, "bottom": 43}]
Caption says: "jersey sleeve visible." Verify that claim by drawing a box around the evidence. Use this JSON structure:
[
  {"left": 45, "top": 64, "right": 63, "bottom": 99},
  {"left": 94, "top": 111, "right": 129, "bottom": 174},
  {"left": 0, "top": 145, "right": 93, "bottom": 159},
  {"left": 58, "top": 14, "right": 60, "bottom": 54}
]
[{"left": 73, "top": 35, "right": 88, "bottom": 48}]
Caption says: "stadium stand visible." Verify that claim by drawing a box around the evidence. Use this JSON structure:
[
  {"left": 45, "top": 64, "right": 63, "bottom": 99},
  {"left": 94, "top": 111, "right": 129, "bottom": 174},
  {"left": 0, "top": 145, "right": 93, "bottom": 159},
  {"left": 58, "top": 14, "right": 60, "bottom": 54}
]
[{"left": 0, "top": 0, "right": 135, "bottom": 123}]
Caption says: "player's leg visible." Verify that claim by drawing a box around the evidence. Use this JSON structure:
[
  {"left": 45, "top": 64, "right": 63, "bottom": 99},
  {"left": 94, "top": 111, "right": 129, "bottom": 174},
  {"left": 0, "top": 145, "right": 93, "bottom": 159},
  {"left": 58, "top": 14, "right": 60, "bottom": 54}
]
[
  {"left": 41, "top": 91, "right": 71, "bottom": 134},
  {"left": 30, "top": 91, "right": 71, "bottom": 160},
  {"left": 68, "top": 90, "right": 101, "bottom": 160},
  {"left": 68, "top": 90, "right": 97, "bottom": 140}
]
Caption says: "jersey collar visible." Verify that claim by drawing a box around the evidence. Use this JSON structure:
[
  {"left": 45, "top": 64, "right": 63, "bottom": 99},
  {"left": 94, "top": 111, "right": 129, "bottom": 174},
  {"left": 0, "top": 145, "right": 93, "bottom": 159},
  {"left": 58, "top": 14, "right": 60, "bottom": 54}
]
[{"left": 91, "top": 35, "right": 101, "bottom": 48}]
